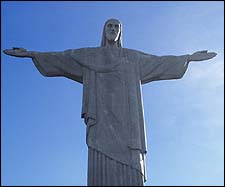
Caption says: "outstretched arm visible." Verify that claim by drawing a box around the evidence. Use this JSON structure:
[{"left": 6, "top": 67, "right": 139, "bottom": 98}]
[
  {"left": 3, "top": 47, "right": 84, "bottom": 83},
  {"left": 139, "top": 50, "right": 217, "bottom": 84}
]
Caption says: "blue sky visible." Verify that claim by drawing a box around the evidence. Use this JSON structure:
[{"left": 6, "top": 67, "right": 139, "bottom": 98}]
[{"left": 1, "top": 1, "right": 224, "bottom": 186}]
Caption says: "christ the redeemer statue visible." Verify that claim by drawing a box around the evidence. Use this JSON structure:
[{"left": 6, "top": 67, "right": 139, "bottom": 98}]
[{"left": 3, "top": 18, "right": 217, "bottom": 186}]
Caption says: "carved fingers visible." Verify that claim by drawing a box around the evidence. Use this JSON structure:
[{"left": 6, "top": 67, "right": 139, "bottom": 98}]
[
  {"left": 3, "top": 47, "right": 29, "bottom": 57},
  {"left": 190, "top": 50, "right": 217, "bottom": 61}
]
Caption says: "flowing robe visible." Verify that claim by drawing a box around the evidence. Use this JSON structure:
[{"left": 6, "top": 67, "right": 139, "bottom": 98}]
[{"left": 31, "top": 47, "right": 189, "bottom": 186}]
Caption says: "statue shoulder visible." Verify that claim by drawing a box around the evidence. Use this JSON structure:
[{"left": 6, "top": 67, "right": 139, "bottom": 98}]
[
  {"left": 122, "top": 48, "right": 153, "bottom": 60},
  {"left": 64, "top": 47, "right": 100, "bottom": 56},
  {"left": 122, "top": 48, "right": 151, "bottom": 56}
]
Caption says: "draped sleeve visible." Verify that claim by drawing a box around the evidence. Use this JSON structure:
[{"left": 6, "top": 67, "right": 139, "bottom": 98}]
[
  {"left": 138, "top": 51, "right": 190, "bottom": 84},
  {"left": 31, "top": 49, "right": 85, "bottom": 83}
]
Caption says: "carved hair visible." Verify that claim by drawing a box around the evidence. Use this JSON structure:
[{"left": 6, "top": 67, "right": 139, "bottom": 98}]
[{"left": 101, "top": 19, "right": 122, "bottom": 47}]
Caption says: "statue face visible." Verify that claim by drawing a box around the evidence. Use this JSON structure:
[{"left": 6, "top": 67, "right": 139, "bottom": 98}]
[{"left": 105, "top": 19, "right": 121, "bottom": 43}]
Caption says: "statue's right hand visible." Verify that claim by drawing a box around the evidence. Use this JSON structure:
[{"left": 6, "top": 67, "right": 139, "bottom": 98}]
[{"left": 3, "top": 47, "right": 31, "bottom": 58}]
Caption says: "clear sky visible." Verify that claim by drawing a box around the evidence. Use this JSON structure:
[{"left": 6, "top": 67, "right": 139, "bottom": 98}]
[{"left": 1, "top": 1, "right": 224, "bottom": 186}]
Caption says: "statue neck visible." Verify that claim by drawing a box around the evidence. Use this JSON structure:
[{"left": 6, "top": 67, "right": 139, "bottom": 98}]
[{"left": 105, "top": 40, "right": 119, "bottom": 48}]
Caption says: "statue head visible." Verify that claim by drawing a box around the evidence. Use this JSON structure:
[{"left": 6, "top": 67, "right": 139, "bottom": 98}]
[{"left": 101, "top": 18, "right": 122, "bottom": 47}]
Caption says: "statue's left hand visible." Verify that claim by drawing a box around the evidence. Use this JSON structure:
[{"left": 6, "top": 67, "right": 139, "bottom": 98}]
[{"left": 189, "top": 50, "right": 217, "bottom": 62}]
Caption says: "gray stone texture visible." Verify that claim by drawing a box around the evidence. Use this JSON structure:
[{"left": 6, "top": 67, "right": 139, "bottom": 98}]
[{"left": 3, "top": 18, "right": 217, "bottom": 186}]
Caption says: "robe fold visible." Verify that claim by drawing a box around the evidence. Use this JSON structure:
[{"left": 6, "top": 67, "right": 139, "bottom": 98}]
[{"left": 31, "top": 47, "right": 189, "bottom": 185}]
